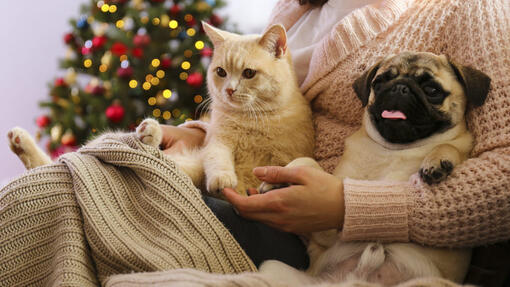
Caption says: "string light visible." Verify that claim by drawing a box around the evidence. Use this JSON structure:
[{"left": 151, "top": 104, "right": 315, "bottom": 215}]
[
  {"left": 84, "top": 59, "right": 92, "bottom": 68},
  {"left": 186, "top": 28, "right": 196, "bottom": 37},
  {"left": 153, "top": 108, "right": 161, "bottom": 118},
  {"left": 145, "top": 74, "right": 153, "bottom": 82},
  {"left": 169, "top": 20, "right": 178, "bottom": 29},
  {"left": 156, "top": 70, "right": 165, "bottom": 78},
  {"left": 142, "top": 82, "right": 151, "bottom": 90},
  {"left": 148, "top": 97, "right": 157, "bottom": 106},
  {"left": 101, "top": 4, "right": 110, "bottom": 12},
  {"left": 141, "top": 16, "right": 149, "bottom": 24},
  {"left": 129, "top": 80, "right": 138, "bottom": 88},
  {"left": 184, "top": 49, "right": 193, "bottom": 58},
  {"left": 109, "top": 4, "right": 117, "bottom": 13},
  {"left": 172, "top": 109, "right": 181, "bottom": 117},
  {"left": 150, "top": 77, "right": 160, "bottom": 85},
  {"left": 151, "top": 58, "right": 160, "bottom": 67},
  {"left": 120, "top": 55, "right": 128, "bottom": 61},
  {"left": 184, "top": 14, "right": 193, "bottom": 22},
  {"left": 181, "top": 61, "right": 190, "bottom": 70},
  {"left": 195, "top": 41, "right": 204, "bottom": 50},
  {"left": 163, "top": 89, "right": 172, "bottom": 98},
  {"left": 194, "top": 95, "right": 203, "bottom": 103},
  {"left": 116, "top": 20, "right": 124, "bottom": 28},
  {"left": 179, "top": 72, "right": 188, "bottom": 80},
  {"left": 152, "top": 18, "right": 160, "bottom": 26},
  {"left": 163, "top": 111, "right": 171, "bottom": 120},
  {"left": 99, "top": 64, "right": 108, "bottom": 72}
]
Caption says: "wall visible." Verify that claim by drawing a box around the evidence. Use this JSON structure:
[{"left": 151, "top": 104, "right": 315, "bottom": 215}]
[{"left": 0, "top": 0, "right": 277, "bottom": 185}]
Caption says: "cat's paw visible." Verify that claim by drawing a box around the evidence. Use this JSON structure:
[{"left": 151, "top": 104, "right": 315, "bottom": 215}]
[
  {"left": 206, "top": 171, "right": 238, "bottom": 193},
  {"left": 8, "top": 127, "right": 35, "bottom": 156},
  {"left": 136, "top": 118, "right": 162, "bottom": 148},
  {"left": 258, "top": 182, "right": 290, "bottom": 194},
  {"left": 419, "top": 159, "right": 454, "bottom": 184}
]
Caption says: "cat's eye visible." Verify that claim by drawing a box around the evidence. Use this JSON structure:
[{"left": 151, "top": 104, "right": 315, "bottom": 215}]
[
  {"left": 216, "top": 67, "right": 227, "bottom": 78},
  {"left": 242, "top": 69, "right": 256, "bottom": 79}
]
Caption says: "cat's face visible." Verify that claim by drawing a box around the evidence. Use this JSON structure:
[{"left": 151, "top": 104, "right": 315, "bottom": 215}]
[{"left": 203, "top": 23, "right": 295, "bottom": 112}]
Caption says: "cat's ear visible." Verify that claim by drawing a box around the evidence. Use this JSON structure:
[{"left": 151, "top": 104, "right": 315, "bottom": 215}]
[
  {"left": 202, "top": 21, "right": 228, "bottom": 47},
  {"left": 259, "top": 24, "right": 287, "bottom": 58}
]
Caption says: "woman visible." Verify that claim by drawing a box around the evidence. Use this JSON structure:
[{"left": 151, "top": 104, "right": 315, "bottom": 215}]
[{"left": 156, "top": 0, "right": 510, "bottom": 283}]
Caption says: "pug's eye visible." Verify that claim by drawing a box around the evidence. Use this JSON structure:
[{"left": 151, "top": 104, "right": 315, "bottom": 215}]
[
  {"left": 423, "top": 85, "right": 445, "bottom": 104},
  {"left": 216, "top": 67, "right": 227, "bottom": 78},
  {"left": 242, "top": 68, "right": 256, "bottom": 79},
  {"left": 424, "top": 86, "right": 439, "bottom": 95}
]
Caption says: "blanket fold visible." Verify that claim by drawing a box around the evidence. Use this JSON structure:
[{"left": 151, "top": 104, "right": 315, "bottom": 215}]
[{"left": 0, "top": 133, "right": 256, "bottom": 286}]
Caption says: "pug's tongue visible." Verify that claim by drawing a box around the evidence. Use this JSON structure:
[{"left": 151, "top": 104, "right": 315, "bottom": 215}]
[{"left": 382, "top": 110, "right": 407, "bottom": 120}]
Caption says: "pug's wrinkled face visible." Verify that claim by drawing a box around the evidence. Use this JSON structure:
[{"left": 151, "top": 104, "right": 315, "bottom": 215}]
[{"left": 353, "top": 52, "right": 490, "bottom": 144}]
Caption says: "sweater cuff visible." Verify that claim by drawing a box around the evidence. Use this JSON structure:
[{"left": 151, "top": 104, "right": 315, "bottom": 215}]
[
  {"left": 178, "top": 120, "right": 209, "bottom": 133},
  {"left": 340, "top": 178, "right": 412, "bottom": 243}
]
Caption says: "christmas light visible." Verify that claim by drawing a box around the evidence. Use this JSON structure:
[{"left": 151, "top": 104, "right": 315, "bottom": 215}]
[
  {"left": 84, "top": 40, "right": 93, "bottom": 48},
  {"left": 181, "top": 61, "right": 191, "bottom": 70},
  {"left": 121, "top": 60, "right": 129, "bottom": 68},
  {"left": 194, "top": 95, "right": 203, "bottom": 103},
  {"left": 120, "top": 55, "right": 128, "bottom": 61},
  {"left": 179, "top": 72, "right": 188, "bottom": 80},
  {"left": 116, "top": 20, "right": 124, "bottom": 28},
  {"left": 84, "top": 59, "right": 92, "bottom": 68},
  {"left": 195, "top": 41, "right": 204, "bottom": 50},
  {"left": 148, "top": 97, "right": 157, "bottom": 106},
  {"left": 145, "top": 74, "right": 153, "bottom": 82},
  {"left": 169, "top": 20, "right": 178, "bottom": 29},
  {"left": 152, "top": 18, "right": 160, "bottom": 26},
  {"left": 109, "top": 5, "right": 117, "bottom": 13},
  {"left": 99, "top": 64, "right": 108, "bottom": 72},
  {"left": 101, "top": 4, "right": 110, "bottom": 12},
  {"left": 142, "top": 82, "right": 151, "bottom": 90},
  {"left": 186, "top": 28, "right": 196, "bottom": 37},
  {"left": 184, "top": 14, "right": 193, "bottom": 22},
  {"left": 141, "top": 16, "right": 149, "bottom": 24},
  {"left": 153, "top": 109, "right": 161, "bottom": 118},
  {"left": 129, "top": 80, "right": 138, "bottom": 88},
  {"left": 163, "top": 89, "right": 172, "bottom": 98},
  {"left": 151, "top": 59, "right": 160, "bottom": 67},
  {"left": 160, "top": 15, "right": 170, "bottom": 27},
  {"left": 156, "top": 70, "right": 165, "bottom": 78},
  {"left": 150, "top": 77, "right": 160, "bottom": 85},
  {"left": 163, "top": 111, "right": 171, "bottom": 120},
  {"left": 184, "top": 49, "right": 193, "bottom": 58},
  {"left": 172, "top": 109, "right": 181, "bottom": 117}
]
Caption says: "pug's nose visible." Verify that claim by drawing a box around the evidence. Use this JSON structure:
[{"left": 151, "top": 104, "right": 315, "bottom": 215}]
[
  {"left": 392, "top": 84, "right": 410, "bottom": 96},
  {"left": 226, "top": 88, "right": 236, "bottom": 97}
]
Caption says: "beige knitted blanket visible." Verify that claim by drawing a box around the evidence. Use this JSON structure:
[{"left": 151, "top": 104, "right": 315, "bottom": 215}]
[{"left": 0, "top": 133, "right": 256, "bottom": 286}]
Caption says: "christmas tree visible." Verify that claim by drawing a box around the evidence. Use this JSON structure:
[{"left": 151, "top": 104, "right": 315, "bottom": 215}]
[{"left": 37, "top": 0, "right": 227, "bottom": 158}]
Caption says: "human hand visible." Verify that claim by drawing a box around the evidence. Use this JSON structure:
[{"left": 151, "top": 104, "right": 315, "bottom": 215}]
[
  {"left": 160, "top": 125, "right": 205, "bottom": 155},
  {"left": 222, "top": 166, "right": 345, "bottom": 234}
]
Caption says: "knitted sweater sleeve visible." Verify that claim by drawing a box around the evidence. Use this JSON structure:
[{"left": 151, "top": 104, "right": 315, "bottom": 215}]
[{"left": 341, "top": 0, "right": 510, "bottom": 248}]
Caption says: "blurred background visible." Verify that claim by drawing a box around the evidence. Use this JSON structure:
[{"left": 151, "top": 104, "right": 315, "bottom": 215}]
[{"left": 0, "top": 0, "right": 278, "bottom": 185}]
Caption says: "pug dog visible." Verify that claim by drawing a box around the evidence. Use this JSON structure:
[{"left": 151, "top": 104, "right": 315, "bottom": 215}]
[{"left": 259, "top": 52, "right": 491, "bottom": 286}]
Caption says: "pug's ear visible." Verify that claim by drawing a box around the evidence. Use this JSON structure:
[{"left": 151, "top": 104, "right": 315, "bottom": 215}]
[
  {"left": 352, "top": 60, "right": 382, "bottom": 107},
  {"left": 259, "top": 24, "right": 287, "bottom": 58},
  {"left": 449, "top": 60, "right": 491, "bottom": 107}
]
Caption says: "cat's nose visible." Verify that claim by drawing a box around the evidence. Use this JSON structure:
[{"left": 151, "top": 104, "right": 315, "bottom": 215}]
[{"left": 226, "top": 88, "right": 236, "bottom": 97}]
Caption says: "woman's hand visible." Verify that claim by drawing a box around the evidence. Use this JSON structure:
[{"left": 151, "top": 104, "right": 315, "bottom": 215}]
[
  {"left": 222, "top": 166, "right": 345, "bottom": 234},
  {"left": 160, "top": 125, "right": 206, "bottom": 154}
]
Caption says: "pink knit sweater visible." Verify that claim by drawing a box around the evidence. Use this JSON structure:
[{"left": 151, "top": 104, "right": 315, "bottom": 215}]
[{"left": 267, "top": 0, "right": 510, "bottom": 247}]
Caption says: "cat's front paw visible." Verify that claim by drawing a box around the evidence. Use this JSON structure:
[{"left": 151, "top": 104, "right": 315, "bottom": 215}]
[
  {"left": 206, "top": 171, "right": 238, "bottom": 193},
  {"left": 136, "top": 118, "right": 162, "bottom": 148},
  {"left": 8, "top": 127, "right": 34, "bottom": 156},
  {"left": 419, "top": 159, "right": 454, "bottom": 184}
]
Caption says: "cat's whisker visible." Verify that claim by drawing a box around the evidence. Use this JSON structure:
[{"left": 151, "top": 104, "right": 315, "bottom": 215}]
[{"left": 196, "top": 96, "right": 213, "bottom": 119}]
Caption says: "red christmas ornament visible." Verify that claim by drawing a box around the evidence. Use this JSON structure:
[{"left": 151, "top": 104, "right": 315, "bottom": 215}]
[
  {"left": 61, "top": 133, "right": 77, "bottom": 146},
  {"left": 92, "top": 36, "right": 108, "bottom": 49},
  {"left": 106, "top": 104, "right": 125, "bottom": 123},
  {"left": 36, "top": 115, "right": 51, "bottom": 128},
  {"left": 64, "top": 33, "right": 75, "bottom": 44},
  {"left": 133, "top": 34, "right": 151, "bottom": 47},
  {"left": 81, "top": 46, "right": 92, "bottom": 55},
  {"left": 91, "top": 85, "right": 105, "bottom": 95},
  {"left": 160, "top": 57, "right": 172, "bottom": 69},
  {"left": 111, "top": 42, "right": 128, "bottom": 56},
  {"left": 54, "top": 78, "right": 67, "bottom": 87},
  {"left": 116, "top": 66, "right": 134, "bottom": 78},
  {"left": 186, "top": 72, "right": 203, "bottom": 88},
  {"left": 200, "top": 47, "right": 213, "bottom": 57},
  {"left": 132, "top": 47, "right": 144, "bottom": 58},
  {"left": 210, "top": 14, "right": 223, "bottom": 26},
  {"left": 170, "top": 4, "right": 181, "bottom": 15}
]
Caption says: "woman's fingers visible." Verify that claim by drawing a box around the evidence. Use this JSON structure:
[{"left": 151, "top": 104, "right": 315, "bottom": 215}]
[{"left": 252, "top": 166, "right": 309, "bottom": 185}]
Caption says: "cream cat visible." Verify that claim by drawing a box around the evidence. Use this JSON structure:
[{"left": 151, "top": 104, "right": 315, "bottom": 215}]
[{"left": 137, "top": 22, "right": 315, "bottom": 195}]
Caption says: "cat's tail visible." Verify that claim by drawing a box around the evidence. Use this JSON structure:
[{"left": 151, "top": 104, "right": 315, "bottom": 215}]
[{"left": 170, "top": 148, "right": 204, "bottom": 188}]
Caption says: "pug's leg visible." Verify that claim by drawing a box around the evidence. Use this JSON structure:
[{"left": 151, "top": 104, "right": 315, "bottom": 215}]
[
  {"left": 420, "top": 144, "right": 462, "bottom": 184},
  {"left": 258, "top": 157, "right": 323, "bottom": 193},
  {"left": 136, "top": 118, "right": 162, "bottom": 148},
  {"left": 8, "top": 127, "right": 52, "bottom": 170}
]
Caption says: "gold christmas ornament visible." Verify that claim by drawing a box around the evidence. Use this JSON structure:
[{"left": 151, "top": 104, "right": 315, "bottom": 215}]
[
  {"left": 51, "top": 125, "right": 63, "bottom": 142},
  {"left": 65, "top": 68, "right": 77, "bottom": 85},
  {"left": 101, "top": 51, "right": 113, "bottom": 66}
]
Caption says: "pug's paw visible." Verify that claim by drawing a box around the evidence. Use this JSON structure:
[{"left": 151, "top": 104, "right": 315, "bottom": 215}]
[
  {"left": 136, "top": 118, "right": 162, "bottom": 148},
  {"left": 419, "top": 159, "right": 454, "bottom": 184},
  {"left": 258, "top": 182, "right": 290, "bottom": 194},
  {"left": 206, "top": 171, "right": 237, "bottom": 193}
]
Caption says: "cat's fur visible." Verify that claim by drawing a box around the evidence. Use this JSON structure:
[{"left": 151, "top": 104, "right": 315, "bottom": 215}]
[{"left": 137, "top": 23, "right": 315, "bottom": 195}]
